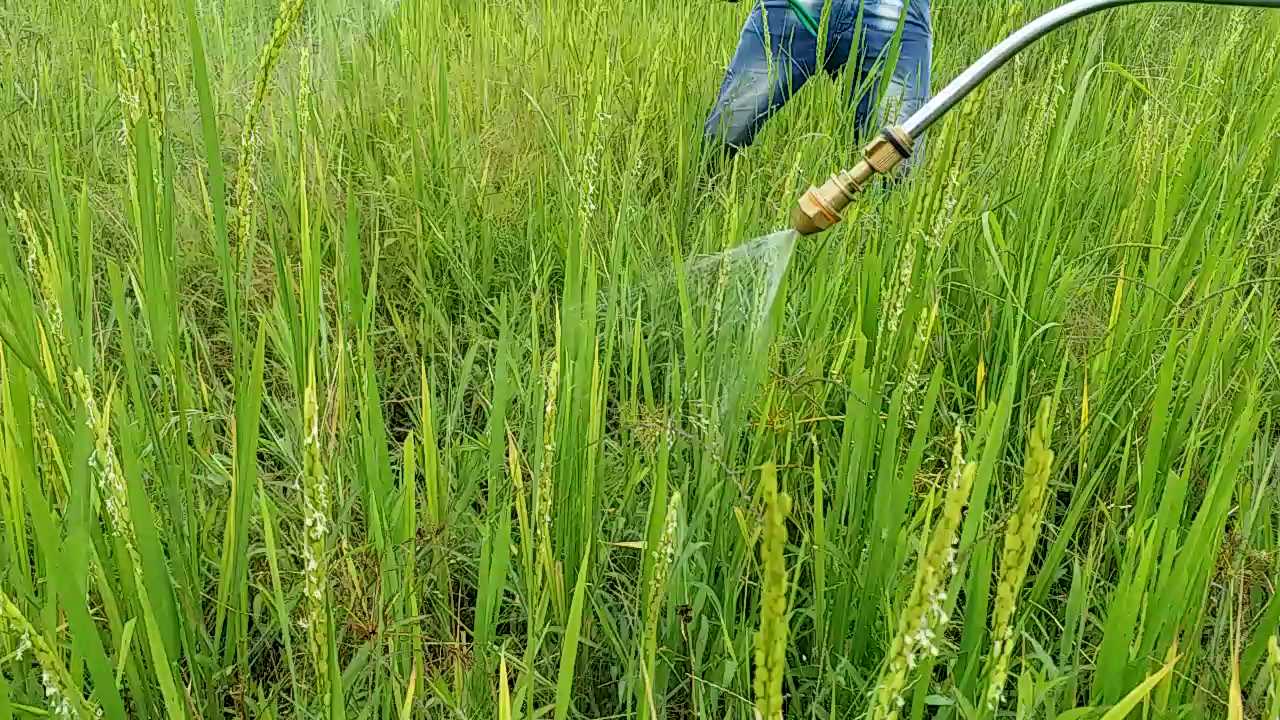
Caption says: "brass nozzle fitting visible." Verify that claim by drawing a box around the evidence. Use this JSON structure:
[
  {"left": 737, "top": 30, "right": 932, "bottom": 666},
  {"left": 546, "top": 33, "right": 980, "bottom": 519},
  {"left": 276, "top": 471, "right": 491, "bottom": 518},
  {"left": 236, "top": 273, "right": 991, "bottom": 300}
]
[{"left": 791, "top": 126, "right": 914, "bottom": 236}]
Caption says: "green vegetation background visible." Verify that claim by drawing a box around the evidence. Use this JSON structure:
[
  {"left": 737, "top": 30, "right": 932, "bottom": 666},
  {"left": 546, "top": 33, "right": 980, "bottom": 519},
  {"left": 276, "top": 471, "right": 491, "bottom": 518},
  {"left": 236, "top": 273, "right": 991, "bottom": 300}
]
[{"left": 0, "top": 0, "right": 1278, "bottom": 718}]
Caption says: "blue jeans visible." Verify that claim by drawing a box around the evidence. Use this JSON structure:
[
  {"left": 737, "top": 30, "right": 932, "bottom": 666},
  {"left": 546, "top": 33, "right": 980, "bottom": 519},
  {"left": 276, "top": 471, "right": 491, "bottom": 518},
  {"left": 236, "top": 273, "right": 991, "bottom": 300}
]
[{"left": 704, "top": 0, "right": 933, "bottom": 170}]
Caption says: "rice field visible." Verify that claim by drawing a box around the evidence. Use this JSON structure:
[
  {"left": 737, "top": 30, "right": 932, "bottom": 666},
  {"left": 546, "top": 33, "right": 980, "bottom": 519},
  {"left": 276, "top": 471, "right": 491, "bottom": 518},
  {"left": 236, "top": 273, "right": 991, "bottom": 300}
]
[{"left": 1, "top": 0, "right": 1279, "bottom": 718}]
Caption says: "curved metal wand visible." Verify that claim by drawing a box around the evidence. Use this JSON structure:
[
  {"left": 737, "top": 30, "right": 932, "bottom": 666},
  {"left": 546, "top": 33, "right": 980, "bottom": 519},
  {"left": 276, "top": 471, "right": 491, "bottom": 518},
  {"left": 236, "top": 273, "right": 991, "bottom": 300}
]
[{"left": 791, "top": 0, "right": 1280, "bottom": 235}]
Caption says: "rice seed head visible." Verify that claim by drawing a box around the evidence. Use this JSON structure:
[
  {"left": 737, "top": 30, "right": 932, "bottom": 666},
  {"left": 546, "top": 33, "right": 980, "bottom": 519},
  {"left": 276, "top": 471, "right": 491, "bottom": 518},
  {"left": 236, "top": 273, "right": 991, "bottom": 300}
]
[
  {"left": 873, "top": 427, "right": 974, "bottom": 720},
  {"left": 234, "top": 0, "right": 307, "bottom": 248},
  {"left": 539, "top": 316, "right": 561, "bottom": 529},
  {"left": 0, "top": 591, "right": 99, "bottom": 719},
  {"left": 110, "top": 0, "right": 167, "bottom": 190},
  {"left": 753, "top": 464, "right": 790, "bottom": 720},
  {"left": 542, "top": 340, "right": 561, "bottom": 470},
  {"left": 925, "top": 165, "right": 961, "bottom": 250},
  {"left": 1267, "top": 635, "right": 1279, "bottom": 719},
  {"left": 298, "top": 45, "right": 312, "bottom": 131},
  {"left": 645, "top": 491, "right": 682, "bottom": 650},
  {"left": 984, "top": 397, "right": 1055, "bottom": 711},
  {"left": 109, "top": 22, "right": 141, "bottom": 128},
  {"left": 74, "top": 370, "right": 142, "bottom": 567},
  {"left": 901, "top": 295, "right": 939, "bottom": 428},
  {"left": 885, "top": 233, "right": 917, "bottom": 342},
  {"left": 1024, "top": 53, "right": 1065, "bottom": 156},
  {"left": 580, "top": 125, "right": 602, "bottom": 218},
  {"left": 13, "top": 195, "right": 66, "bottom": 355},
  {"left": 127, "top": 0, "right": 169, "bottom": 127},
  {"left": 301, "top": 378, "right": 329, "bottom": 551},
  {"left": 300, "top": 365, "right": 332, "bottom": 707}
]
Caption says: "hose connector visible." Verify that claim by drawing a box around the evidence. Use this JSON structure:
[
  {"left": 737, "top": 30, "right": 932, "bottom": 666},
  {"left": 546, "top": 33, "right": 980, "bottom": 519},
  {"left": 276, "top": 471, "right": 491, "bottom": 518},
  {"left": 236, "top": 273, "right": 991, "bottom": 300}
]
[{"left": 791, "top": 126, "right": 914, "bottom": 236}]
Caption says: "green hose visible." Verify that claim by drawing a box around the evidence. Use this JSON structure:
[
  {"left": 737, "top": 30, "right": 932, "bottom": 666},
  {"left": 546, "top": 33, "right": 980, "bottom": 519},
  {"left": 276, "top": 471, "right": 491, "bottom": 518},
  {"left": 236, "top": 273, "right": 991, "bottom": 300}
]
[{"left": 782, "top": 0, "right": 822, "bottom": 36}]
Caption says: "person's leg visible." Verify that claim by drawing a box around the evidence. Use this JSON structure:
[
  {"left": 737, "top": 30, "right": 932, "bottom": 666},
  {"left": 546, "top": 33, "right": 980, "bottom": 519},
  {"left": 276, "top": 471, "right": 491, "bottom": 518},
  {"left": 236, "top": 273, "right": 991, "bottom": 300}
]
[
  {"left": 849, "top": 0, "right": 932, "bottom": 174},
  {"left": 703, "top": 0, "right": 829, "bottom": 160}
]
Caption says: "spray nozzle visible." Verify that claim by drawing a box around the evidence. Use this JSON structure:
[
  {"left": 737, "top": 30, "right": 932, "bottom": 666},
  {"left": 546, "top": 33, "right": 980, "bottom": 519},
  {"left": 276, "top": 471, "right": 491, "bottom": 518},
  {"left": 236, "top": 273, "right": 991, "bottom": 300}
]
[{"left": 791, "top": 126, "right": 914, "bottom": 236}]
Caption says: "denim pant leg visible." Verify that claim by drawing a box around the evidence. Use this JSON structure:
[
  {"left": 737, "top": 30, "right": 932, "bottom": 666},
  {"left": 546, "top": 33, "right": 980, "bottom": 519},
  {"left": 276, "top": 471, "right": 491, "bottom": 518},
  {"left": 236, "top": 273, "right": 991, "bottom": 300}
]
[
  {"left": 704, "top": 0, "right": 827, "bottom": 152},
  {"left": 851, "top": 0, "right": 932, "bottom": 171}
]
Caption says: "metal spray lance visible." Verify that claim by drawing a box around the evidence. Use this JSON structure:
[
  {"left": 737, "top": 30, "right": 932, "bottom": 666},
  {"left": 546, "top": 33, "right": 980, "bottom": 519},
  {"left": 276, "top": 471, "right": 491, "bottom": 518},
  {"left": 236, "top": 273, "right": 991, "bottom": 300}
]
[{"left": 790, "top": 0, "right": 1280, "bottom": 236}]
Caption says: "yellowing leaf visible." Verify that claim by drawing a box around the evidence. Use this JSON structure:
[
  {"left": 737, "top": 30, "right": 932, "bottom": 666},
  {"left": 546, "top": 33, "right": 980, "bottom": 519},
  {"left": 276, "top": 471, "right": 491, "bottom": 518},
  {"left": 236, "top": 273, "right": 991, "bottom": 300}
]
[{"left": 1099, "top": 652, "right": 1179, "bottom": 720}]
